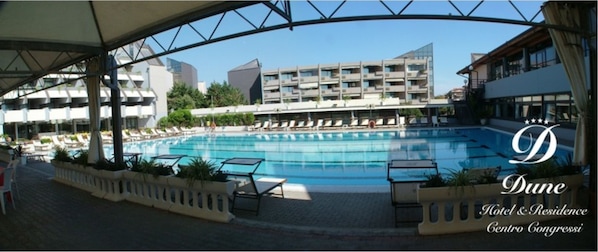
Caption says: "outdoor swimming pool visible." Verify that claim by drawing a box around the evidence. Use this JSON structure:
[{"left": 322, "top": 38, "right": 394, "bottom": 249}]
[{"left": 103, "top": 127, "right": 573, "bottom": 188}]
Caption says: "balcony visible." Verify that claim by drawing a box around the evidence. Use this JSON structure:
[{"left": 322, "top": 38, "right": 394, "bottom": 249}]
[
  {"left": 71, "top": 107, "right": 90, "bottom": 120},
  {"left": 263, "top": 92, "right": 281, "bottom": 99},
  {"left": 321, "top": 89, "right": 339, "bottom": 95},
  {"left": 265, "top": 79, "right": 280, "bottom": 86},
  {"left": 384, "top": 72, "right": 405, "bottom": 80},
  {"left": 299, "top": 76, "right": 319, "bottom": 83},
  {"left": 140, "top": 105, "right": 154, "bottom": 116},
  {"left": 300, "top": 89, "right": 319, "bottom": 96},
  {"left": 49, "top": 107, "right": 69, "bottom": 120},
  {"left": 124, "top": 105, "right": 140, "bottom": 117},
  {"left": 342, "top": 87, "right": 361, "bottom": 94},
  {"left": 384, "top": 85, "right": 405, "bottom": 92},
  {"left": 26, "top": 108, "right": 47, "bottom": 122},
  {"left": 3, "top": 110, "right": 26, "bottom": 123},
  {"left": 362, "top": 73, "right": 382, "bottom": 79},
  {"left": 341, "top": 73, "right": 361, "bottom": 81}
]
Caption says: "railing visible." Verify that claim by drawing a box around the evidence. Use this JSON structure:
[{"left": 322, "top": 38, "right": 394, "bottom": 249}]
[
  {"left": 52, "top": 160, "right": 236, "bottom": 223},
  {"left": 417, "top": 174, "right": 584, "bottom": 235}
]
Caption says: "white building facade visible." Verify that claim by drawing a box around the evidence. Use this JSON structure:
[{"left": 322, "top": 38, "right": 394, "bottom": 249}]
[{"left": 0, "top": 42, "right": 173, "bottom": 140}]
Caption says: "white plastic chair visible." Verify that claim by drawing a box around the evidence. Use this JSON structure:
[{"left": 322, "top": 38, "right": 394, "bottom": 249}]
[
  {"left": 1, "top": 167, "right": 16, "bottom": 215},
  {"left": 7, "top": 150, "right": 20, "bottom": 199}
]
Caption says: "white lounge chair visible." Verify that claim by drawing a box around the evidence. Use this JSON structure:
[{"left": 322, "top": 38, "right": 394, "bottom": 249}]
[
  {"left": 304, "top": 120, "right": 314, "bottom": 130},
  {"left": 360, "top": 118, "right": 369, "bottom": 128},
  {"left": 333, "top": 119, "right": 343, "bottom": 128},
  {"left": 439, "top": 116, "right": 448, "bottom": 126},
  {"left": 285, "top": 120, "right": 296, "bottom": 131},
  {"left": 269, "top": 121, "right": 279, "bottom": 130},
  {"left": 419, "top": 117, "right": 429, "bottom": 127},
  {"left": 375, "top": 118, "right": 384, "bottom": 127},
  {"left": 294, "top": 120, "right": 305, "bottom": 130},
  {"left": 431, "top": 116, "right": 439, "bottom": 127},
  {"left": 386, "top": 117, "right": 396, "bottom": 127},
  {"left": 323, "top": 119, "right": 333, "bottom": 128},
  {"left": 399, "top": 116, "right": 406, "bottom": 128},
  {"left": 349, "top": 119, "right": 359, "bottom": 128},
  {"left": 314, "top": 119, "right": 324, "bottom": 130}
]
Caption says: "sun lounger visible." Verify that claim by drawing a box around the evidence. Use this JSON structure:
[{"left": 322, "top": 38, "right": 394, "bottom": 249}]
[
  {"left": 359, "top": 118, "right": 369, "bottom": 128},
  {"left": 349, "top": 118, "right": 359, "bottom": 128},
  {"left": 303, "top": 120, "right": 314, "bottom": 130},
  {"left": 279, "top": 120, "right": 289, "bottom": 130},
  {"left": 333, "top": 119, "right": 343, "bottom": 128},
  {"left": 285, "top": 120, "right": 296, "bottom": 131},
  {"left": 407, "top": 117, "right": 417, "bottom": 127},
  {"left": 375, "top": 118, "right": 384, "bottom": 127},
  {"left": 314, "top": 119, "right": 324, "bottom": 130},
  {"left": 323, "top": 119, "right": 333, "bottom": 128},
  {"left": 269, "top": 121, "right": 279, "bottom": 130},
  {"left": 294, "top": 120, "right": 305, "bottom": 130},
  {"left": 399, "top": 116, "right": 406, "bottom": 128},
  {"left": 419, "top": 117, "right": 429, "bottom": 127},
  {"left": 387, "top": 159, "right": 438, "bottom": 227},
  {"left": 219, "top": 158, "right": 286, "bottom": 215},
  {"left": 431, "top": 116, "right": 439, "bottom": 127},
  {"left": 439, "top": 116, "right": 448, "bottom": 126},
  {"left": 386, "top": 117, "right": 396, "bottom": 127}
]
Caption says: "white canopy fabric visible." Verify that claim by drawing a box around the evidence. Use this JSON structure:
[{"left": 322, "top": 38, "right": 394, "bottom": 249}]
[
  {"left": 86, "top": 58, "right": 105, "bottom": 163},
  {"left": 543, "top": 2, "right": 590, "bottom": 166},
  {"left": 0, "top": 1, "right": 257, "bottom": 95}
]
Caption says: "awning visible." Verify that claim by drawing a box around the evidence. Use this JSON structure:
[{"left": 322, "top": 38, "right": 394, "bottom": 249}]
[
  {"left": 299, "top": 83, "right": 318, "bottom": 89},
  {"left": 263, "top": 85, "right": 279, "bottom": 91}
]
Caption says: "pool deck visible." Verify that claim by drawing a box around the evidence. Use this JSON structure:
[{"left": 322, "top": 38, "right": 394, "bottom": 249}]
[{"left": 0, "top": 159, "right": 595, "bottom": 250}]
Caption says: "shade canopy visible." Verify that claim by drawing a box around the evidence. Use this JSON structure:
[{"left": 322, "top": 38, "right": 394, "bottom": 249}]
[{"left": 0, "top": 1, "right": 258, "bottom": 96}]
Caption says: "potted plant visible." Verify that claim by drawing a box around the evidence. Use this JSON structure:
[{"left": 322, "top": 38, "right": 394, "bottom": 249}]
[
  {"left": 130, "top": 159, "right": 173, "bottom": 179},
  {"left": 175, "top": 157, "right": 226, "bottom": 187},
  {"left": 51, "top": 146, "right": 73, "bottom": 164}
]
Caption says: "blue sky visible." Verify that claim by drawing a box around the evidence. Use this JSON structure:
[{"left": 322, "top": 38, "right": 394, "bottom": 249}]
[{"left": 159, "top": 1, "right": 545, "bottom": 96}]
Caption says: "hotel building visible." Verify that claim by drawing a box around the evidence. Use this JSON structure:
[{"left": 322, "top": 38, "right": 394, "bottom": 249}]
[
  {"left": 0, "top": 42, "right": 173, "bottom": 140},
  {"left": 260, "top": 43, "right": 435, "bottom": 105},
  {"left": 458, "top": 25, "right": 592, "bottom": 143}
]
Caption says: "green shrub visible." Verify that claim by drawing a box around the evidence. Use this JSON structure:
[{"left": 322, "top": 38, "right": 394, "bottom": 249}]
[
  {"left": 422, "top": 173, "right": 446, "bottom": 188},
  {"left": 175, "top": 157, "right": 225, "bottom": 187},
  {"left": 53, "top": 146, "right": 73, "bottom": 162},
  {"left": 72, "top": 149, "right": 89, "bottom": 166},
  {"left": 131, "top": 159, "right": 172, "bottom": 178}
]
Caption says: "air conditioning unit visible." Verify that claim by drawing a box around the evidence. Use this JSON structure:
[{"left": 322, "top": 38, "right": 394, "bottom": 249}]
[
  {"left": 407, "top": 73, "right": 414, "bottom": 77},
  {"left": 385, "top": 73, "right": 389, "bottom": 77}
]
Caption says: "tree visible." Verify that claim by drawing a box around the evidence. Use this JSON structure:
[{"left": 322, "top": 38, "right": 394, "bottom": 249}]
[
  {"left": 206, "top": 81, "right": 247, "bottom": 107},
  {"left": 167, "top": 82, "right": 206, "bottom": 111}
]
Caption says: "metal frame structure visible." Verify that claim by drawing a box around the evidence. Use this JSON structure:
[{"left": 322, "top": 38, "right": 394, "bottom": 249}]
[{"left": 4, "top": 0, "right": 591, "bottom": 98}]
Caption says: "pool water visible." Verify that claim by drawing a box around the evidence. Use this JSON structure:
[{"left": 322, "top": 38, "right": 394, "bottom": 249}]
[{"left": 103, "top": 127, "right": 572, "bottom": 187}]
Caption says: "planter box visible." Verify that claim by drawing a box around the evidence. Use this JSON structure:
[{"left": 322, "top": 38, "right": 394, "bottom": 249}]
[
  {"left": 417, "top": 174, "right": 584, "bottom": 235},
  {"left": 52, "top": 159, "right": 93, "bottom": 192},
  {"left": 94, "top": 169, "right": 127, "bottom": 202},
  {"left": 123, "top": 171, "right": 170, "bottom": 208},
  {"left": 167, "top": 176, "right": 235, "bottom": 223}
]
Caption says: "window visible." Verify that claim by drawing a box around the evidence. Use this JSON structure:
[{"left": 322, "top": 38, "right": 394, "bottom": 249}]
[
  {"left": 506, "top": 52, "right": 523, "bottom": 77},
  {"left": 529, "top": 41, "right": 557, "bottom": 70},
  {"left": 299, "top": 70, "right": 316, "bottom": 77},
  {"left": 263, "top": 75, "right": 277, "bottom": 81},
  {"left": 280, "top": 73, "right": 294, "bottom": 80},
  {"left": 407, "top": 64, "right": 425, "bottom": 71},
  {"left": 490, "top": 61, "right": 504, "bottom": 80},
  {"left": 320, "top": 70, "right": 333, "bottom": 77}
]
